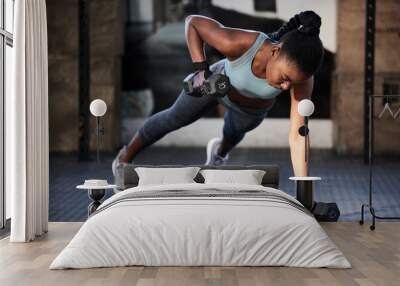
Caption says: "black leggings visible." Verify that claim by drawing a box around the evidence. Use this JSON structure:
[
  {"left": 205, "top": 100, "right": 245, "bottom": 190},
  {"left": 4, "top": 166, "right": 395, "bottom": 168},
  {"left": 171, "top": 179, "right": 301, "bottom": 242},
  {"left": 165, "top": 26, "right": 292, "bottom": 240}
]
[{"left": 137, "top": 60, "right": 274, "bottom": 148}]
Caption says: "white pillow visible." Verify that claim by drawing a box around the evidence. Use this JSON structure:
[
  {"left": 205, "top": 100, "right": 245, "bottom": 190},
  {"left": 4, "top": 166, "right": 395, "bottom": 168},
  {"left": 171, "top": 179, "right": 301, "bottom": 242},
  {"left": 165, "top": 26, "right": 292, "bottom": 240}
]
[
  {"left": 200, "top": 169, "right": 266, "bottom": 185},
  {"left": 134, "top": 167, "right": 201, "bottom": 186}
]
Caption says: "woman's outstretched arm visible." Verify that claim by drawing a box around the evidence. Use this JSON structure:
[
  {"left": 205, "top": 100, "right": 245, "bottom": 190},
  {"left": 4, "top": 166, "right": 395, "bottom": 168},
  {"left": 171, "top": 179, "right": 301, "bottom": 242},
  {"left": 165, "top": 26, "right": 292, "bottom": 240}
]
[{"left": 184, "top": 15, "right": 257, "bottom": 62}]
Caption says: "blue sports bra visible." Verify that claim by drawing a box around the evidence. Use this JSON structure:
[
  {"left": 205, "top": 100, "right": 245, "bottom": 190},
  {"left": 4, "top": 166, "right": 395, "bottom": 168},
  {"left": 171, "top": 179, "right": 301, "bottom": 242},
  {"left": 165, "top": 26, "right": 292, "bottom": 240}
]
[{"left": 223, "top": 32, "right": 282, "bottom": 100}]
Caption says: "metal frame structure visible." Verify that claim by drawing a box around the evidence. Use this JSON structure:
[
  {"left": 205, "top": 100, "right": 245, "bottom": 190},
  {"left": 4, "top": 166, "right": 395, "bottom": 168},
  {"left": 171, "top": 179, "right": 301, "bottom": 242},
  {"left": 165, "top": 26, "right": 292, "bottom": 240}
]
[
  {"left": 360, "top": 0, "right": 400, "bottom": 230},
  {"left": 363, "top": 0, "right": 375, "bottom": 165}
]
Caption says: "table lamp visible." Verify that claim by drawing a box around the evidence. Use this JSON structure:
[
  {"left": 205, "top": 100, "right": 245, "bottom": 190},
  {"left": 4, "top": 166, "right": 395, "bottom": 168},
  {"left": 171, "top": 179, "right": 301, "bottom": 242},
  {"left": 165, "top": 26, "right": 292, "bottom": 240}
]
[
  {"left": 289, "top": 99, "right": 320, "bottom": 211},
  {"left": 297, "top": 99, "right": 315, "bottom": 166},
  {"left": 89, "top": 99, "right": 107, "bottom": 162}
]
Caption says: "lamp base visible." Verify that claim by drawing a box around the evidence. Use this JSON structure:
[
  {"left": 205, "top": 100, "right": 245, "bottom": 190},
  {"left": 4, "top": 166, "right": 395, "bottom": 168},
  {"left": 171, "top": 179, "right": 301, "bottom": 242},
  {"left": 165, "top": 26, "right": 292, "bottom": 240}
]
[
  {"left": 87, "top": 189, "right": 106, "bottom": 217},
  {"left": 296, "top": 180, "right": 315, "bottom": 211},
  {"left": 289, "top": 177, "right": 321, "bottom": 211}
]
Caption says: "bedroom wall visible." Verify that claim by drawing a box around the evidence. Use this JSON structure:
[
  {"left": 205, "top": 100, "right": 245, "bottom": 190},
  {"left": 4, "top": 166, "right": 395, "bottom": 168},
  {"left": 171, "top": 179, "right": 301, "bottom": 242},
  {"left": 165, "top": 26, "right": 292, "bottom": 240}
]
[
  {"left": 332, "top": 0, "right": 400, "bottom": 155},
  {"left": 46, "top": 0, "right": 124, "bottom": 152}
]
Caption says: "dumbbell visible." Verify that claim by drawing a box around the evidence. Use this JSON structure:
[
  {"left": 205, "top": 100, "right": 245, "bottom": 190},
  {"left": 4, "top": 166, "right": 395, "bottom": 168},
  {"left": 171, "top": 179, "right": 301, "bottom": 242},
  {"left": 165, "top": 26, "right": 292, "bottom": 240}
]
[{"left": 183, "top": 71, "right": 231, "bottom": 98}]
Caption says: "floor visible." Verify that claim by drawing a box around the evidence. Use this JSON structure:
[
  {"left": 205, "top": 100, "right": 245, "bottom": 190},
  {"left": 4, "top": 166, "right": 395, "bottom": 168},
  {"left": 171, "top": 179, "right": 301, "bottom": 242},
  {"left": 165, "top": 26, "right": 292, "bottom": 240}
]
[
  {"left": 1, "top": 222, "right": 399, "bottom": 286},
  {"left": 50, "top": 147, "right": 400, "bottom": 222}
]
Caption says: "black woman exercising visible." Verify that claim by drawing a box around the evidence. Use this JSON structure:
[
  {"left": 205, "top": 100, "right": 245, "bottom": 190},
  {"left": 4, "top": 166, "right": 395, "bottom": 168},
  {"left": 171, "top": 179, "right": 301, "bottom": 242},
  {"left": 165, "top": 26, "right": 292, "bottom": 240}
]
[{"left": 112, "top": 10, "right": 324, "bottom": 177}]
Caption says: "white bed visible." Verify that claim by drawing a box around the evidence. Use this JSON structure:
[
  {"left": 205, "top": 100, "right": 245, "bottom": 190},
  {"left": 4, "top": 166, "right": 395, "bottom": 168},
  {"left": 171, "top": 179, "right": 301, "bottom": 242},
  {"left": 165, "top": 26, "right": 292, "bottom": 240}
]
[{"left": 49, "top": 182, "right": 351, "bottom": 269}]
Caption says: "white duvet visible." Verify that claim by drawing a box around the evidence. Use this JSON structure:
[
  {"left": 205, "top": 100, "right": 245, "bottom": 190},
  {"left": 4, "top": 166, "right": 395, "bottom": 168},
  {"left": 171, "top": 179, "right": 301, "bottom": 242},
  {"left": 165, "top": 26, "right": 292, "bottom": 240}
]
[{"left": 49, "top": 183, "right": 351, "bottom": 269}]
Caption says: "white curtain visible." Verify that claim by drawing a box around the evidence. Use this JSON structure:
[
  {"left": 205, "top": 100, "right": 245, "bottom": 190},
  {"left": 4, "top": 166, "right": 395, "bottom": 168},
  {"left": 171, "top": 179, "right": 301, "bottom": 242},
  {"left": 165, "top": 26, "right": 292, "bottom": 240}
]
[{"left": 8, "top": 0, "right": 49, "bottom": 242}]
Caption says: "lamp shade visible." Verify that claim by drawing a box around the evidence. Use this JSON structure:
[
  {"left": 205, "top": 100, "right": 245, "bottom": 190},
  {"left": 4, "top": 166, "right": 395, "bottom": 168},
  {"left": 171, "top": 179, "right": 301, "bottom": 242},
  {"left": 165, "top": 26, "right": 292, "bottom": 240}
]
[
  {"left": 298, "top": 99, "right": 315, "bottom": 117},
  {"left": 90, "top": 99, "right": 107, "bottom": 117}
]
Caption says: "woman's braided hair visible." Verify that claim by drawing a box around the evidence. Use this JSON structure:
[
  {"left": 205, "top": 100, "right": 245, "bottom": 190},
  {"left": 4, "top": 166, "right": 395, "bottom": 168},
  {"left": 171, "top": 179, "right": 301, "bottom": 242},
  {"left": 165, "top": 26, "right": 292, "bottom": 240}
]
[{"left": 269, "top": 11, "right": 324, "bottom": 76}]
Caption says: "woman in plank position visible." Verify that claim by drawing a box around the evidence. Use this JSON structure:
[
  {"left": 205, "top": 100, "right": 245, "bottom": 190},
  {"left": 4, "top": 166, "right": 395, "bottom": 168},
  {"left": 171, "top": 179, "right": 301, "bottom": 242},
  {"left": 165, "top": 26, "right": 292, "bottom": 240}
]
[{"left": 113, "top": 11, "right": 324, "bottom": 177}]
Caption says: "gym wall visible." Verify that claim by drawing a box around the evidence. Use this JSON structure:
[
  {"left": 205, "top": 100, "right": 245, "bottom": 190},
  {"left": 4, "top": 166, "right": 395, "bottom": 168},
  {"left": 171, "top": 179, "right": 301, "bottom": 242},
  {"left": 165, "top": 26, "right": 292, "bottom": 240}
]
[
  {"left": 47, "top": 0, "right": 124, "bottom": 152},
  {"left": 332, "top": 0, "right": 400, "bottom": 155}
]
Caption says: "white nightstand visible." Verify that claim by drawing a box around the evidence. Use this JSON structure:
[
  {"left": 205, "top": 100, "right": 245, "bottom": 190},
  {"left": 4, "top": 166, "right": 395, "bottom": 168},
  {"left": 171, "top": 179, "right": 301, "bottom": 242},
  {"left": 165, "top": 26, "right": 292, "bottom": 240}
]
[
  {"left": 77, "top": 180, "right": 116, "bottom": 217},
  {"left": 289, "top": 176, "right": 321, "bottom": 211}
]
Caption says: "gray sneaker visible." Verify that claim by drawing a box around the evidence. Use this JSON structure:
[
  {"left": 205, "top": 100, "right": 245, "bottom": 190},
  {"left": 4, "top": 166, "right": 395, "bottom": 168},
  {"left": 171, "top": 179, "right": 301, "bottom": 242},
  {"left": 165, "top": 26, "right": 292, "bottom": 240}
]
[
  {"left": 112, "top": 145, "right": 127, "bottom": 177},
  {"left": 204, "top": 137, "right": 229, "bottom": 166}
]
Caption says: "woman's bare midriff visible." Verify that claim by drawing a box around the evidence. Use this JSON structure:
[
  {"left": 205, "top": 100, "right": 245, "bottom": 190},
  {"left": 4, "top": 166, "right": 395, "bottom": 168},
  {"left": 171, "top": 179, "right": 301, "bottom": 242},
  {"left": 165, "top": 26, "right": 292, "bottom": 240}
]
[{"left": 226, "top": 87, "right": 275, "bottom": 109}]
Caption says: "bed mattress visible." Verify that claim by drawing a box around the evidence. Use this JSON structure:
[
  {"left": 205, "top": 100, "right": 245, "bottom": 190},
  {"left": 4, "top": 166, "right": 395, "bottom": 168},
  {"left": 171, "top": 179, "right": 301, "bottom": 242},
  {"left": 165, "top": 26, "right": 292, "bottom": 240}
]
[{"left": 49, "top": 183, "right": 351, "bottom": 269}]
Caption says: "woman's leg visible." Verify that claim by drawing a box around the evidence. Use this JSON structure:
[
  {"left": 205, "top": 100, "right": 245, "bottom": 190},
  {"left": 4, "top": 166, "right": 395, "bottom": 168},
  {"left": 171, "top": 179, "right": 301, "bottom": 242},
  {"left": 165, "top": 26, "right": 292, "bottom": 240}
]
[
  {"left": 119, "top": 132, "right": 145, "bottom": 163},
  {"left": 218, "top": 136, "right": 235, "bottom": 158},
  {"left": 219, "top": 108, "right": 270, "bottom": 157},
  {"left": 120, "top": 89, "right": 219, "bottom": 163}
]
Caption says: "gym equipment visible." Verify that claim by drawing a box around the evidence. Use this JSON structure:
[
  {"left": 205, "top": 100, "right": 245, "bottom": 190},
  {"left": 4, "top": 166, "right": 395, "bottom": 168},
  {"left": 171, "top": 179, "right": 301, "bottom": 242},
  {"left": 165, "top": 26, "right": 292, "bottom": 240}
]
[
  {"left": 360, "top": 0, "right": 400, "bottom": 231},
  {"left": 394, "top": 106, "right": 400, "bottom": 119},
  {"left": 312, "top": 202, "right": 340, "bottom": 222},
  {"left": 376, "top": 97, "right": 395, "bottom": 119},
  {"left": 183, "top": 71, "right": 231, "bottom": 98},
  {"left": 360, "top": 92, "right": 400, "bottom": 230}
]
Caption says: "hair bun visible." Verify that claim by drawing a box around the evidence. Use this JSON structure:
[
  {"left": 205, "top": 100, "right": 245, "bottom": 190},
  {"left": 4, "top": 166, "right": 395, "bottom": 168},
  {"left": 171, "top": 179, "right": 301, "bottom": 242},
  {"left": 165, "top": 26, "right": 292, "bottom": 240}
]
[{"left": 298, "top": 10, "right": 321, "bottom": 36}]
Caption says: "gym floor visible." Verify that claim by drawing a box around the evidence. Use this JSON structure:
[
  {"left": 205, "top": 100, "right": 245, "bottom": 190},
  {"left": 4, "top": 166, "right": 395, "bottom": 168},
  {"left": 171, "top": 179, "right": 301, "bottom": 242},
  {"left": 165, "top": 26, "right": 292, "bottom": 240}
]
[{"left": 49, "top": 147, "right": 400, "bottom": 222}]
